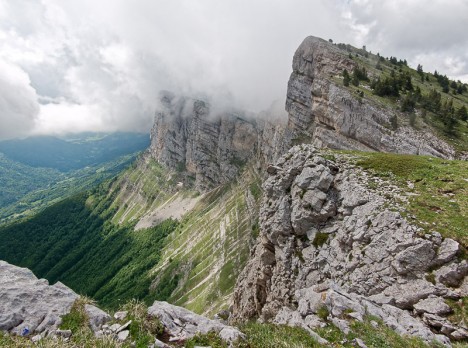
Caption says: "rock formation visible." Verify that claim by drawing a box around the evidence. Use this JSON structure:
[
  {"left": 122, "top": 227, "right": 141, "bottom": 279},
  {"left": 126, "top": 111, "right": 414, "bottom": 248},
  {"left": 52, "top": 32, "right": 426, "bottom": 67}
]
[
  {"left": 0, "top": 260, "right": 244, "bottom": 346},
  {"left": 148, "top": 301, "right": 244, "bottom": 346},
  {"left": 0, "top": 260, "right": 78, "bottom": 336},
  {"left": 148, "top": 37, "right": 458, "bottom": 193},
  {"left": 149, "top": 92, "right": 288, "bottom": 191},
  {"left": 286, "top": 36, "right": 455, "bottom": 158},
  {"left": 232, "top": 145, "right": 467, "bottom": 346}
]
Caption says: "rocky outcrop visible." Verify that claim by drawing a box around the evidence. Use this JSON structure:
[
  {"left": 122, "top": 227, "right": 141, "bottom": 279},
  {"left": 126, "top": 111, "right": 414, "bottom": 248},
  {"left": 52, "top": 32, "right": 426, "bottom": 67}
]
[
  {"left": 232, "top": 145, "right": 467, "bottom": 345},
  {"left": 148, "top": 92, "right": 289, "bottom": 191},
  {"left": 0, "top": 260, "right": 78, "bottom": 335},
  {"left": 0, "top": 261, "right": 244, "bottom": 346},
  {"left": 286, "top": 36, "right": 455, "bottom": 159},
  {"left": 148, "top": 301, "right": 244, "bottom": 346}
]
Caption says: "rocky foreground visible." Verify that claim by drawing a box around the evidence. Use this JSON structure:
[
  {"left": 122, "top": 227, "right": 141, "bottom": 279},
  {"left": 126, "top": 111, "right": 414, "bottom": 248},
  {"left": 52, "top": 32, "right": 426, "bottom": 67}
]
[
  {"left": 232, "top": 145, "right": 467, "bottom": 346},
  {"left": 0, "top": 260, "right": 243, "bottom": 346}
]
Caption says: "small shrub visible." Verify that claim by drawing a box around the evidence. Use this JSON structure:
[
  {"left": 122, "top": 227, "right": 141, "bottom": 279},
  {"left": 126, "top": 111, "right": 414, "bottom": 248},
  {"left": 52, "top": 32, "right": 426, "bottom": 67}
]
[
  {"left": 425, "top": 272, "right": 436, "bottom": 285},
  {"left": 185, "top": 331, "right": 227, "bottom": 348},
  {"left": 317, "top": 305, "right": 330, "bottom": 321},
  {"left": 60, "top": 297, "right": 91, "bottom": 332},
  {"left": 312, "top": 232, "right": 329, "bottom": 248}
]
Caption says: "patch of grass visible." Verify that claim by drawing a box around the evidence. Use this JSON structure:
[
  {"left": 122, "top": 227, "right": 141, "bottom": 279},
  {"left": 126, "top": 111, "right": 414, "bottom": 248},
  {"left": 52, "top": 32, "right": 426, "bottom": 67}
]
[
  {"left": 219, "top": 260, "right": 236, "bottom": 295},
  {"left": 355, "top": 152, "right": 468, "bottom": 246},
  {"left": 60, "top": 297, "right": 93, "bottom": 332},
  {"left": 316, "top": 305, "right": 330, "bottom": 321},
  {"left": 185, "top": 331, "right": 228, "bottom": 348},
  {"left": 446, "top": 297, "right": 468, "bottom": 326},
  {"left": 322, "top": 154, "right": 336, "bottom": 162},
  {"left": 237, "top": 322, "right": 322, "bottom": 348},
  {"left": 251, "top": 220, "right": 260, "bottom": 239},
  {"left": 249, "top": 181, "right": 262, "bottom": 201},
  {"left": 347, "top": 318, "right": 445, "bottom": 348},
  {"left": 316, "top": 316, "right": 446, "bottom": 347},
  {"left": 120, "top": 299, "right": 163, "bottom": 347},
  {"left": 313, "top": 232, "right": 329, "bottom": 248}
]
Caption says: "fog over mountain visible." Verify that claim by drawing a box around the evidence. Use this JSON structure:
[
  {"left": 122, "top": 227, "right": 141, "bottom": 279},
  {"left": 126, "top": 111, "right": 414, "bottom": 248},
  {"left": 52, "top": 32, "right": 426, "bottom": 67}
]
[{"left": 0, "top": 0, "right": 467, "bottom": 139}]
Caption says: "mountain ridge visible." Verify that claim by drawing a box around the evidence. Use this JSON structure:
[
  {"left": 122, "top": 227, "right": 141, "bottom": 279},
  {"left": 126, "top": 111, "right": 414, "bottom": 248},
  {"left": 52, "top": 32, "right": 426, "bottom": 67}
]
[{"left": 0, "top": 35, "right": 467, "bottom": 347}]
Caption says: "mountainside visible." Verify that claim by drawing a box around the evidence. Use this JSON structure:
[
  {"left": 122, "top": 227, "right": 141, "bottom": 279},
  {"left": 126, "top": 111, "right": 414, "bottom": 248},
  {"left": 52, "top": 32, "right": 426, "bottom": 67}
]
[
  {"left": 232, "top": 145, "right": 467, "bottom": 345},
  {"left": 286, "top": 36, "right": 467, "bottom": 158},
  {"left": 0, "top": 35, "right": 467, "bottom": 347},
  {"left": 149, "top": 92, "right": 289, "bottom": 191},
  {"left": 0, "top": 154, "right": 262, "bottom": 314}
]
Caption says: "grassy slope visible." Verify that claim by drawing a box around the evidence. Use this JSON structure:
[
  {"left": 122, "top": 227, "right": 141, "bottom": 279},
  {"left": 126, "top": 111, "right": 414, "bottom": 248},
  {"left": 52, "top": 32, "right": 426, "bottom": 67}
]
[
  {"left": 351, "top": 152, "right": 467, "bottom": 246},
  {"left": 0, "top": 153, "right": 261, "bottom": 315},
  {"left": 155, "top": 169, "right": 262, "bottom": 315}
]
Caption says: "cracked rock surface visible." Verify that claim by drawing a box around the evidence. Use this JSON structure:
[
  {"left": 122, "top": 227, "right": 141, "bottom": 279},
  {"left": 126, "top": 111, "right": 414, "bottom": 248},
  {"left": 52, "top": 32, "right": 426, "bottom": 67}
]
[
  {"left": 148, "top": 301, "right": 244, "bottom": 346},
  {"left": 0, "top": 260, "right": 78, "bottom": 335},
  {"left": 286, "top": 36, "right": 455, "bottom": 159},
  {"left": 232, "top": 145, "right": 467, "bottom": 346}
]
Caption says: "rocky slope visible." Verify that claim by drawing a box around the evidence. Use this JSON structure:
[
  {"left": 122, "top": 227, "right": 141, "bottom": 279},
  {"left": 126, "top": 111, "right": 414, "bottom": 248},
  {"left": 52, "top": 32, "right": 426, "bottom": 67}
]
[
  {"left": 0, "top": 260, "right": 242, "bottom": 346},
  {"left": 232, "top": 145, "right": 467, "bottom": 346},
  {"left": 286, "top": 36, "right": 456, "bottom": 158}
]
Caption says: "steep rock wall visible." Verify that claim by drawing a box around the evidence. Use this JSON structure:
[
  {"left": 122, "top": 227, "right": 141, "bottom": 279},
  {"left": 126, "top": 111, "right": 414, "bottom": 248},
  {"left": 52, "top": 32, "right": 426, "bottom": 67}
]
[
  {"left": 286, "top": 36, "right": 455, "bottom": 158},
  {"left": 149, "top": 92, "right": 289, "bottom": 191}
]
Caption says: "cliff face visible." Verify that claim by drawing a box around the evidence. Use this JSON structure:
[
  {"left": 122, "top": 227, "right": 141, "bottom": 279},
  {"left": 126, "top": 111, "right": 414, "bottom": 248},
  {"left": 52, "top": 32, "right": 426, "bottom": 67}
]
[
  {"left": 148, "top": 37, "right": 459, "bottom": 193},
  {"left": 231, "top": 145, "right": 467, "bottom": 345},
  {"left": 149, "top": 92, "right": 289, "bottom": 190},
  {"left": 286, "top": 36, "right": 455, "bottom": 158}
]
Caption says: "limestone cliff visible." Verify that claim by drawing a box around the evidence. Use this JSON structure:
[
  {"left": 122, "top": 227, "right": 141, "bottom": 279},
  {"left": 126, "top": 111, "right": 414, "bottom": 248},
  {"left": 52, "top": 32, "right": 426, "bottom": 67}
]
[
  {"left": 232, "top": 145, "right": 467, "bottom": 346},
  {"left": 286, "top": 36, "right": 456, "bottom": 158},
  {"left": 149, "top": 92, "right": 289, "bottom": 191},
  {"left": 148, "top": 37, "right": 460, "bottom": 193}
]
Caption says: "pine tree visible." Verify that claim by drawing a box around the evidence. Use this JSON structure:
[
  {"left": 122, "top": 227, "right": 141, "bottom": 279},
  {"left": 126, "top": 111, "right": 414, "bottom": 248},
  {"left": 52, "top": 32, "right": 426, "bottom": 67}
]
[
  {"left": 457, "top": 105, "right": 468, "bottom": 121},
  {"left": 343, "top": 69, "right": 350, "bottom": 87}
]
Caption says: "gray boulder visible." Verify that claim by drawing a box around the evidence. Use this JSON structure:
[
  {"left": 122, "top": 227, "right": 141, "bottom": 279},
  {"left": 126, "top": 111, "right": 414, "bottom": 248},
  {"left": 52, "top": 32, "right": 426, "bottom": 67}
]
[
  {"left": 0, "top": 260, "right": 78, "bottom": 335},
  {"left": 85, "top": 304, "right": 111, "bottom": 332},
  {"left": 148, "top": 301, "right": 244, "bottom": 346}
]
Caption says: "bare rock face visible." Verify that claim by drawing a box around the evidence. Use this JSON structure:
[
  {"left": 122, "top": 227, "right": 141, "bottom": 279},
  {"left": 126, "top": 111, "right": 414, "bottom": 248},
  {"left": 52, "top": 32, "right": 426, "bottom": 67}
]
[
  {"left": 286, "top": 36, "right": 455, "bottom": 159},
  {"left": 0, "top": 260, "right": 78, "bottom": 335},
  {"left": 232, "top": 145, "right": 467, "bottom": 346},
  {"left": 149, "top": 92, "right": 289, "bottom": 191}
]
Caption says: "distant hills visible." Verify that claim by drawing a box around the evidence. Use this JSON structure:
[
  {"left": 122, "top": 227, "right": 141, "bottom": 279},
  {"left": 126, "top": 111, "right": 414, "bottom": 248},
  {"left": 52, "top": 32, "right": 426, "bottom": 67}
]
[
  {"left": 0, "top": 132, "right": 149, "bottom": 223},
  {"left": 0, "top": 132, "right": 150, "bottom": 172}
]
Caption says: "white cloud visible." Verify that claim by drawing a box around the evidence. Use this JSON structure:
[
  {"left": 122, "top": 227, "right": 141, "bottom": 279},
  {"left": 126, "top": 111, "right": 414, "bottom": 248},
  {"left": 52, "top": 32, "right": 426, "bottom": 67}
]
[
  {"left": 0, "top": 0, "right": 467, "bottom": 139},
  {"left": 0, "top": 58, "right": 40, "bottom": 139},
  {"left": 336, "top": 0, "right": 468, "bottom": 79}
]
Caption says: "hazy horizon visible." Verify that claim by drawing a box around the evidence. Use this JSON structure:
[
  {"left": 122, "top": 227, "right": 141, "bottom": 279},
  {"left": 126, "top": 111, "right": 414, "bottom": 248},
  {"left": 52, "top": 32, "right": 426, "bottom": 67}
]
[{"left": 1, "top": 0, "right": 467, "bottom": 140}]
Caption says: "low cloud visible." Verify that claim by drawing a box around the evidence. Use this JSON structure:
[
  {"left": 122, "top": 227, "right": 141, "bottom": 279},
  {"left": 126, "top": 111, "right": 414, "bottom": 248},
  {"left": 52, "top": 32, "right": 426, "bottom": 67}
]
[
  {"left": 0, "top": 58, "right": 39, "bottom": 139},
  {"left": 0, "top": 0, "right": 467, "bottom": 139}
]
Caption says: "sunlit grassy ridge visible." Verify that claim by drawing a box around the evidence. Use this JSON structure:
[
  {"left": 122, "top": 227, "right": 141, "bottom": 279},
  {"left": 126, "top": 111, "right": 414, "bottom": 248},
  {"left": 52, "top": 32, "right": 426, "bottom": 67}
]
[{"left": 352, "top": 152, "right": 467, "bottom": 246}]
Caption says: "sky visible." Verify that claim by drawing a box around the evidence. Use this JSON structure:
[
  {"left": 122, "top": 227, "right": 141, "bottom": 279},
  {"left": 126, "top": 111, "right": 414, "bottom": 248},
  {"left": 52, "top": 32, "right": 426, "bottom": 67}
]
[{"left": 0, "top": 0, "right": 467, "bottom": 139}]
